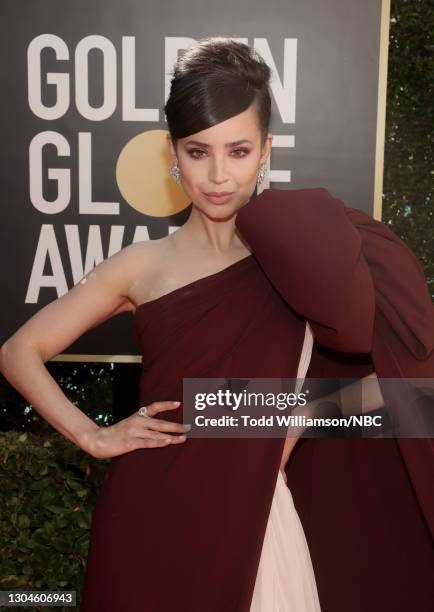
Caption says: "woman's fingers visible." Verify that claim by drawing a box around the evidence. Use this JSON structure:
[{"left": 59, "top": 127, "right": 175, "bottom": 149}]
[
  {"left": 136, "top": 400, "right": 191, "bottom": 434},
  {"left": 134, "top": 427, "right": 187, "bottom": 444},
  {"left": 136, "top": 435, "right": 184, "bottom": 448},
  {"left": 140, "top": 418, "right": 191, "bottom": 434},
  {"left": 142, "top": 400, "right": 181, "bottom": 418}
]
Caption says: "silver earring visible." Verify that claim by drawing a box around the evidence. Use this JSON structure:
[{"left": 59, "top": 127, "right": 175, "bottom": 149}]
[
  {"left": 257, "top": 161, "right": 267, "bottom": 186},
  {"left": 170, "top": 160, "right": 181, "bottom": 184}
]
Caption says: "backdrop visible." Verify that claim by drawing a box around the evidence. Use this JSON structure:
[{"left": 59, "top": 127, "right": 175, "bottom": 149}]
[{"left": 0, "top": 0, "right": 389, "bottom": 360}]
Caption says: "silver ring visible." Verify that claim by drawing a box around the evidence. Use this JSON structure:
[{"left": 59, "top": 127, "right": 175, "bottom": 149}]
[{"left": 138, "top": 405, "right": 149, "bottom": 418}]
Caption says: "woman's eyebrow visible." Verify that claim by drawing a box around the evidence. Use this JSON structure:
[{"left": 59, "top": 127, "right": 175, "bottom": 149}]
[{"left": 184, "top": 139, "right": 253, "bottom": 147}]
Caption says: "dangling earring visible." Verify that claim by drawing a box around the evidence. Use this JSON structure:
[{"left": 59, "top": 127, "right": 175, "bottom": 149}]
[
  {"left": 170, "top": 159, "right": 181, "bottom": 184},
  {"left": 256, "top": 161, "right": 267, "bottom": 186}
]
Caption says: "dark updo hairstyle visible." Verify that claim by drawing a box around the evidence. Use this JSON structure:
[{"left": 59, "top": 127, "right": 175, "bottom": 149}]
[{"left": 164, "top": 37, "right": 272, "bottom": 147}]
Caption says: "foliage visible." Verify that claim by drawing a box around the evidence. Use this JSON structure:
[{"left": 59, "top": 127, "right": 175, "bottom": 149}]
[
  {"left": 0, "top": 362, "right": 115, "bottom": 433},
  {"left": 0, "top": 431, "right": 108, "bottom": 611},
  {"left": 384, "top": 0, "right": 433, "bottom": 298}
]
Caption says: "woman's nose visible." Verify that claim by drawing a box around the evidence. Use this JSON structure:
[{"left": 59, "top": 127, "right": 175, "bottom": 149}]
[{"left": 208, "top": 157, "right": 229, "bottom": 184}]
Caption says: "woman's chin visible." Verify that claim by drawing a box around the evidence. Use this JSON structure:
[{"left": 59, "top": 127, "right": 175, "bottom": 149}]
[{"left": 200, "top": 202, "right": 239, "bottom": 221}]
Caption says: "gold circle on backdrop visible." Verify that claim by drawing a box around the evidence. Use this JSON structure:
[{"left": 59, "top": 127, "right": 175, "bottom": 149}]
[{"left": 115, "top": 129, "right": 191, "bottom": 218}]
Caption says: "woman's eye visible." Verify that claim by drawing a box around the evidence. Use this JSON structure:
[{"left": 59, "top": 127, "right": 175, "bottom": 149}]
[
  {"left": 187, "top": 149, "right": 206, "bottom": 159},
  {"left": 231, "top": 148, "right": 250, "bottom": 157}
]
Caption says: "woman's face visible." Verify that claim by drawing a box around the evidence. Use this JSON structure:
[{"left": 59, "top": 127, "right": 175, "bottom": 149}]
[{"left": 167, "top": 104, "right": 272, "bottom": 218}]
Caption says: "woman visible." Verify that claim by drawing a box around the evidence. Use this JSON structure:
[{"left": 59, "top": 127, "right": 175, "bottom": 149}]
[{"left": 1, "top": 37, "right": 433, "bottom": 611}]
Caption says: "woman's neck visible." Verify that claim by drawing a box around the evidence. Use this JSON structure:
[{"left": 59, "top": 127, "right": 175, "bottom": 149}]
[{"left": 172, "top": 206, "right": 248, "bottom": 254}]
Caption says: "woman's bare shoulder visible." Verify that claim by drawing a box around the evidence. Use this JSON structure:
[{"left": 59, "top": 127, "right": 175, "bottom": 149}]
[
  {"left": 109, "top": 239, "right": 166, "bottom": 311},
  {"left": 117, "top": 239, "right": 160, "bottom": 268}
]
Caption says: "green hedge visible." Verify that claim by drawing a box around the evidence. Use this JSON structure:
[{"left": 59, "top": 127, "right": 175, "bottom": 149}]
[{"left": 0, "top": 431, "right": 109, "bottom": 611}]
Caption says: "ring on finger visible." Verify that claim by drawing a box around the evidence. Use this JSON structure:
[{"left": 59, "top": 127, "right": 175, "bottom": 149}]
[{"left": 138, "top": 405, "right": 149, "bottom": 418}]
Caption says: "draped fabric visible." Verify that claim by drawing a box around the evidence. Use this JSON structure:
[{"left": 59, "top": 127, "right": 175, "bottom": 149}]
[{"left": 235, "top": 187, "right": 434, "bottom": 612}]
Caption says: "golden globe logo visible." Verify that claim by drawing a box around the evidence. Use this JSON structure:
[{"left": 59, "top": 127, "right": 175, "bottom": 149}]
[{"left": 116, "top": 130, "right": 189, "bottom": 217}]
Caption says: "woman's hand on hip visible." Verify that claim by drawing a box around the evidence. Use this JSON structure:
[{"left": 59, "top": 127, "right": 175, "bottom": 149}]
[{"left": 83, "top": 401, "right": 191, "bottom": 459}]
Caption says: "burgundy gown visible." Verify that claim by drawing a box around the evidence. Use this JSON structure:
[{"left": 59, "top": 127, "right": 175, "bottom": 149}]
[{"left": 80, "top": 187, "right": 434, "bottom": 612}]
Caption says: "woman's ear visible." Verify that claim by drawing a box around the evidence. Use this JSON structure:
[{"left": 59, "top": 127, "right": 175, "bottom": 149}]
[
  {"left": 166, "top": 133, "right": 177, "bottom": 161},
  {"left": 260, "top": 132, "right": 273, "bottom": 164}
]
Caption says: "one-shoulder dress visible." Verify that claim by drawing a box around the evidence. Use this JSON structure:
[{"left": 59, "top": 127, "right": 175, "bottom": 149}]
[{"left": 80, "top": 188, "right": 434, "bottom": 612}]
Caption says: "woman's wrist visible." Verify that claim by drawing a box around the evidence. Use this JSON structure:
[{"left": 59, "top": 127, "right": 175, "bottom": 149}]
[{"left": 77, "top": 423, "right": 101, "bottom": 456}]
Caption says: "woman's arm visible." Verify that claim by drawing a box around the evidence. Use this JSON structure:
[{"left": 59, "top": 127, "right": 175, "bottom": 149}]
[
  {"left": 280, "top": 371, "right": 385, "bottom": 479},
  {"left": 0, "top": 243, "right": 144, "bottom": 451}
]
